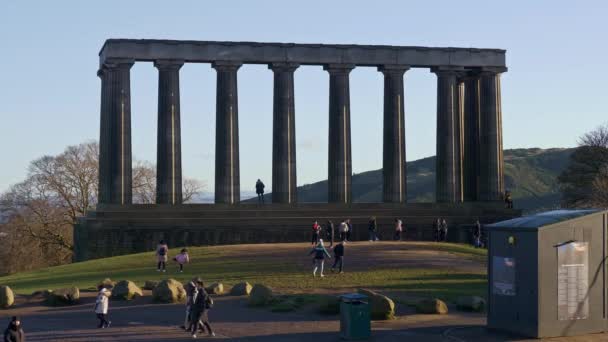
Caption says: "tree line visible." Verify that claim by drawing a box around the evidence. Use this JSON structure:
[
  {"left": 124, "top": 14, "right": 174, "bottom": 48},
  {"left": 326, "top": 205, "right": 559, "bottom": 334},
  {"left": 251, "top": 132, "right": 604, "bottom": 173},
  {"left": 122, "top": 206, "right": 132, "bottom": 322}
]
[{"left": 0, "top": 141, "right": 203, "bottom": 275}]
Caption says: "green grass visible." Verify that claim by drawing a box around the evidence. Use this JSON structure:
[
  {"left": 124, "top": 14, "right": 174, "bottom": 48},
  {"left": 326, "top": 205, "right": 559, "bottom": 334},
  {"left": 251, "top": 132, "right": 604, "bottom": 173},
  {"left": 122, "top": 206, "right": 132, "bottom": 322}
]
[{"left": 0, "top": 243, "right": 487, "bottom": 302}]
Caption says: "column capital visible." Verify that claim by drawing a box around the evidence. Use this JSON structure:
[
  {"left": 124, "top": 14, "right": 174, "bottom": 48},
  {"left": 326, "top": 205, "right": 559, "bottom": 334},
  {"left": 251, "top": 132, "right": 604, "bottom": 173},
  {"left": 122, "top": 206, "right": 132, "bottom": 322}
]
[
  {"left": 212, "top": 61, "right": 242, "bottom": 71},
  {"left": 102, "top": 58, "right": 135, "bottom": 70},
  {"left": 323, "top": 64, "right": 355, "bottom": 74},
  {"left": 268, "top": 62, "right": 300, "bottom": 72},
  {"left": 154, "top": 59, "right": 184, "bottom": 70},
  {"left": 378, "top": 64, "right": 410, "bottom": 74},
  {"left": 431, "top": 66, "right": 466, "bottom": 75}
]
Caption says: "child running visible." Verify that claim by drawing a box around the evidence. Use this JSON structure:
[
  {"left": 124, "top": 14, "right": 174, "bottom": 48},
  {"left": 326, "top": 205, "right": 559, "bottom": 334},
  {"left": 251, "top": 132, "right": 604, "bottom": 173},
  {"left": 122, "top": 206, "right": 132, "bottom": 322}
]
[
  {"left": 94, "top": 285, "right": 111, "bottom": 329},
  {"left": 308, "top": 239, "right": 331, "bottom": 277},
  {"left": 174, "top": 248, "right": 190, "bottom": 273}
]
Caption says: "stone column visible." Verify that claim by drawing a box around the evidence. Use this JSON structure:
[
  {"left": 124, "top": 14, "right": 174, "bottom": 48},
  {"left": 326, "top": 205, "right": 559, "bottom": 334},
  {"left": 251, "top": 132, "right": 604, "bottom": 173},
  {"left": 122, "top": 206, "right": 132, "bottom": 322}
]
[
  {"left": 478, "top": 68, "right": 506, "bottom": 201},
  {"left": 269, "top": 63, "right": 299, "bottom": 204},
  {"left": 98, "top": 59, "right": 134, "bottom": 205},
  {"left": 324, "top": 64, "right": 355, "bottom": 204},
  {"left": 213, "top": 61, "right": 242, "bottom": 204},
  {"left": 432, "top": 67, "right": 464, "bottom": 203},
  {"left": 462, "top": 72, "right": 481, "bottom": 201},
  {"left": 379, "top": 65, "right": 409, "bottom": 203},
  {"left": 155, "top": 60, "right": 184, "bottom": 205}
]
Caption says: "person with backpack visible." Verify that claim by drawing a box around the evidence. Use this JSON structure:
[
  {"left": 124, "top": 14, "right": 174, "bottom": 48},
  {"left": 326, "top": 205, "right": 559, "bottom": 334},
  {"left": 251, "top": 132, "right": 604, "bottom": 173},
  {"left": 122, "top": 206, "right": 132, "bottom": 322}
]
[
  {"left": 326, "top": 220, "right": 335, "bottom": 247},
  {"left": 3, "top": 317, "right": 25, "bottom": 342},
  {"left": 331, "top": 241, "right": 345, "bottom": 273},
  {"left": 368, "top": 217, "right": 378, "bottom": 242},
  {"left": 173, "top": 248, "right": 190, "bottom": 273},
  {"left": 308, "top": 239, "right": 331, "bottom": 277},
  {"left": 190, "top": 280, "right": 215, "bottom": 338},
  {"left": 394, "top": 218, "right": 404, "bottom": 241},
  {"left": 156, "top": 240, "right": 169, "bottom": 272},
  {"left": 311, "top": 221, "right": 321, "bottom": 246},
  {"left": 94, "top": 285, "right": 111, "bottom": 329}
]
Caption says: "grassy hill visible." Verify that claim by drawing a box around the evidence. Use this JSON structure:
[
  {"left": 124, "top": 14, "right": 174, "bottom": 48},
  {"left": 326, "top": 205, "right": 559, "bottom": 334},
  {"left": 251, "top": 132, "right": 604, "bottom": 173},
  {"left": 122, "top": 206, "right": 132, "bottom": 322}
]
[{"left": 251, "top": 148, "right": 573, "bottom": 213}]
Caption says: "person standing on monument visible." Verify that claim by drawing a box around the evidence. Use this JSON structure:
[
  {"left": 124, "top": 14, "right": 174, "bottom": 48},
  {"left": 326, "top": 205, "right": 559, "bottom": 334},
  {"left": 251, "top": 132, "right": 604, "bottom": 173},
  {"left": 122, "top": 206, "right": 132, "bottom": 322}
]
[
  {"left": 346, "top": 219, "right": 354, "bottom": 241},
  {"left": 440, "top": 219, "right": 449, "bottom": 242},
  {"left": 394, "top": 218, "right": 404, "bottom": 241},
  {"left": 368, "top": 217, "right": 379, "bottom": 242},
  {"left": 309, "top": 239, "right": 331, "bottom": 277},
  {"left": 94, "top": 285, "right": 111, "bottom": 329},
  {"left": 156, "top": 240, "right": 169, "bottom": 272},
  {"left": 326, "top": 220, "right": 335, "bottom": 247},
  {"left": 255, "top": 179, "right": 265, "bottom": 204},
  {"left": 311, "top": 221, "right": 321, "bottom": 245}
]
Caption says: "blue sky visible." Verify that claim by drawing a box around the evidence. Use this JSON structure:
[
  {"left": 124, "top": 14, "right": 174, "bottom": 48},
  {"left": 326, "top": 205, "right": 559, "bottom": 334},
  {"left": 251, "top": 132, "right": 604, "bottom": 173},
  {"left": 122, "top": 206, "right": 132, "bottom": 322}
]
[{"left": 1, "top": 1, "right": 607, "bottom": 194}]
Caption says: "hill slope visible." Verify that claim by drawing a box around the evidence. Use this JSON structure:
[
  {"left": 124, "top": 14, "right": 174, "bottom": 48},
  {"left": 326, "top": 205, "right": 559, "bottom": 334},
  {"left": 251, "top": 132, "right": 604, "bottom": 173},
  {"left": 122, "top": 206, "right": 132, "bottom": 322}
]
[{"left": 251, "top": 148, "right": 573, "bottom": 212}]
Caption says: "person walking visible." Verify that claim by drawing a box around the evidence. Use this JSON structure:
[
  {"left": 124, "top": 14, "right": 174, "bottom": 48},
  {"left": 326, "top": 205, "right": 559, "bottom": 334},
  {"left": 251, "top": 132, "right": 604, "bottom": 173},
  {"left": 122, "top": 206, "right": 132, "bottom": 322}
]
[
  {"left": 311, "top": 221, "right": 321, "bottom": 245},
  {"left": 182, "top": 277, "right": 200, "bottom": 331},
  {"left": 309, "top": 239, "right": 331, "bottom": 277},
  {"left": 368, "top": 217, "right": 378, "bottom": 242},
  {"left": 331, "top": 241, "right": 345, "bottom": 273},
  {"left": 94, "top": 285, "right": 111, "bottom": 329},
  {"left": 394, "top": 218, "right": 404, "bottom": 241},
  {"left": 255, "top": 179, "right": 265, "bottom": 204},
  {"left": 326, "top": 220, "right": 335, "bottom": 247},
  {"left": 156, "top": 240, "right": 169, "bottom": 272},
  {"left": 173, "top": 248, "right": 190, "bottom": 273},
  {"left": 339, "top": 220, "right": 349, "bottom": 242},
  {"left": 441, "top": 219, "right": 449, "bottom": 242},
  {"left": 434, "top": 218, "right": 441, "bottom": 242},
  {"left": 346, "top": 219, "right": 353, "bottom": 241},
  {"left": 3, "top": 317, "right": 25, "bottom": 342},
  {"left": 473, "top": 219, "right": 482, "bottom": 248},
  {"left": 190, "top": 280, "right": 215, "bottom": 338}
]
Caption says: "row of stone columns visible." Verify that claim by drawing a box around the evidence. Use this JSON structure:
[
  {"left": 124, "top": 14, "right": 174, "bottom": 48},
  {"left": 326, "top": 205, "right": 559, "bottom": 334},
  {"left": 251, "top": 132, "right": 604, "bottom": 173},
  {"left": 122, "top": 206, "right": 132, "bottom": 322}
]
[{"left": 98, "top": 59, "right": 504, "bottom": 205}]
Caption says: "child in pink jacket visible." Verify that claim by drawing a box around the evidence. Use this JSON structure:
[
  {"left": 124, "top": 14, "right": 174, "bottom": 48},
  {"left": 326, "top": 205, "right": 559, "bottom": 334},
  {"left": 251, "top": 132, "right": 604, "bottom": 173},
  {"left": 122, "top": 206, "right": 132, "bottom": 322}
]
[{"left": 174, "top": 248, "right": 190, "bottom": 273}]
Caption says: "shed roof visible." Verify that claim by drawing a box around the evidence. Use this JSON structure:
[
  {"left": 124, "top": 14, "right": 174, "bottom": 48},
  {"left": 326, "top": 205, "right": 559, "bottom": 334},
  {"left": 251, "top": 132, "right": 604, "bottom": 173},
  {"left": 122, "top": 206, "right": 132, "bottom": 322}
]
[{"left": 486, "top": 209, "right": 603, "bottom": 230}]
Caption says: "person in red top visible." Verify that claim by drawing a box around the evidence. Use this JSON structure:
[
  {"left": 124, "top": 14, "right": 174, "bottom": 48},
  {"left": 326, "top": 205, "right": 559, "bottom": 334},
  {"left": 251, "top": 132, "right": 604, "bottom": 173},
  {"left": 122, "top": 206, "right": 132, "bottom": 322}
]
[{"left": 311, "top": 221, "right": 321, "bottom": 245}]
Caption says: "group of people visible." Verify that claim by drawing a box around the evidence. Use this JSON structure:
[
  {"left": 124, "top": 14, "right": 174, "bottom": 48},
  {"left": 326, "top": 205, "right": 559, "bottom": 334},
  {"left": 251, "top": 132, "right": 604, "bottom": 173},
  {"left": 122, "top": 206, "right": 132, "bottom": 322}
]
[
  {"left": 92, "top": 277, "right": 215, "bottom": 339},
  {"left": 312, "top": 217, "right": 406, "bottom": 245},
  {"left": 308, "top": 239, "right": 344, "bottom": 277},
  {"left": 155, "top": 240, "right": 190, "bottom": 273}
]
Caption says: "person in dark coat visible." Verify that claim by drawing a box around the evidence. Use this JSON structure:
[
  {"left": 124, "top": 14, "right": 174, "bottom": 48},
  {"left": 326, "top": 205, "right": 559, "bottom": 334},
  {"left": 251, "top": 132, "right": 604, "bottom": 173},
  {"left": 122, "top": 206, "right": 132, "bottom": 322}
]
[
  {"left": 255, "top": 179, "right": 265, "bottom": 204},
  {"left": 346, "top": 219, "right": 353, "bottom": 241},
  {"left": 473, "top": 220, "right": 482, "bottom": 248},
  {"left": 4, "top": 316, "right": 25, "bottom": 342},
  {"left": 190, "top": 281, "right": 215, "bottom": 338},
  {"left": 368, "top": 217, "right": 378, "bottom": 242},
  {"left": 331, "top": 241, "right": 345, "bottom": 273},
  {"left": 326, "top": 220, "right": 335, "bottom": 247}
]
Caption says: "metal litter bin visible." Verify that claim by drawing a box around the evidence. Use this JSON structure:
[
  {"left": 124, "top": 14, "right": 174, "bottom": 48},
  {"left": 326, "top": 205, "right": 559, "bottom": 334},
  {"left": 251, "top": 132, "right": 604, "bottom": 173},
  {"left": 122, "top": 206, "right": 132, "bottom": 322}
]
[{"left": 340, "top": 293, "right": 371, "bottom": 340}]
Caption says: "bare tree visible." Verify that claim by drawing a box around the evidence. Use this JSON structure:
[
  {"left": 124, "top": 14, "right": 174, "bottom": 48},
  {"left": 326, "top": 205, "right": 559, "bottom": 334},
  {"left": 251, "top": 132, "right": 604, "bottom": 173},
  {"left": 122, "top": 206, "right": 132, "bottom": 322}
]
[
  {"left": 183, "top": 178, "right": 205, "bottom": 203},
  {"left": 579, "top": 123, "right": 608, "bottom": 148},
  {"left": 132, "top": 161, "right": 156, "bottom": 204}
]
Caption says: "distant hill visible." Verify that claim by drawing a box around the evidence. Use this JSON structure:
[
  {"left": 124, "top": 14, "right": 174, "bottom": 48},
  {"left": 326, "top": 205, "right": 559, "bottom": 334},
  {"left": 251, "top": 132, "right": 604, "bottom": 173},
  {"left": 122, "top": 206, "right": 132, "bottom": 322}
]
[{"left": 245, "top": 148, "right": 574, "bottom": 213}]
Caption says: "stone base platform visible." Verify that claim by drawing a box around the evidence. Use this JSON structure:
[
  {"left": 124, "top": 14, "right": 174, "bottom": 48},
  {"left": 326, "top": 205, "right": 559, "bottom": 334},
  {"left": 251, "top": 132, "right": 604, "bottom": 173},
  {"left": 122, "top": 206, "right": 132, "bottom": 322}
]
[{"left": 73, "top": 202, "right": 521, "bottom": 261}]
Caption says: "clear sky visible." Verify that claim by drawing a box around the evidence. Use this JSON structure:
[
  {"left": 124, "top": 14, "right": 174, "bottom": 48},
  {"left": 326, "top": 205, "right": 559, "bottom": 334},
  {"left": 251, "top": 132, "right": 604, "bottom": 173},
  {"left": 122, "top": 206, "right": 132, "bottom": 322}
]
[{"left": 1, "top": 1, "right": 607, "bottom": 194}]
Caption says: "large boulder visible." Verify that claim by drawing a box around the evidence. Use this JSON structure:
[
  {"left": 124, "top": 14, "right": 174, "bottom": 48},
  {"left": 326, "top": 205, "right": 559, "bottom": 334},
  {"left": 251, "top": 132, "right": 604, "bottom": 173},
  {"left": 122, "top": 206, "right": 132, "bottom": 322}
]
[
  {"left": 98, "top": 278, "right": 115, "bottom": 290},
  {"left": 143, "top": 280, "right": 159, "bottom": 290},
  {"left": 415, "top": 298, "right": 448, "bottom": 314},
  {"left": 248, "top": 284, "right": 273, "bottom": 306},
  {"left": 357, "top": 289, "right": 395, "bottom": 320},
  {"left": 0, "top": 286, "right": 14, "bottom": 309},
  {"left": 206, "top": 282, "right": 224, "bottom": 295},
  {"left": 230, "top": 282, "right": 253, "bottom": 296},
  {"left": 456, "top": 296, "right": 486, "bottom": 312},
  {"left": 152, "top": 279, "right": 186, "bottom": 303},
  {"left": 46, "top": 287, "right": 80, "bottom": 306},
  {"left": 112, "top": 280, "right": 143, "bottom": 300}
]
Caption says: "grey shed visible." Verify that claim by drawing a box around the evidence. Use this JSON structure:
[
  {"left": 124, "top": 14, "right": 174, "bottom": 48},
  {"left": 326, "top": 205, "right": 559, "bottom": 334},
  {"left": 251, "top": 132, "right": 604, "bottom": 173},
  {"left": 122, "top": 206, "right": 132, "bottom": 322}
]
[{"left": 486, "top": 209, "right": 608, "bottom": 338}]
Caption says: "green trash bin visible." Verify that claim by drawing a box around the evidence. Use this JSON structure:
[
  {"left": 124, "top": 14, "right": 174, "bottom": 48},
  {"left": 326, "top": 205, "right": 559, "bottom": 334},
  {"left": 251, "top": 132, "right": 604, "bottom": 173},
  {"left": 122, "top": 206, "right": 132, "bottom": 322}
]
[{"left": 340, "top": 293, "right": 371, "bottom": 340}]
